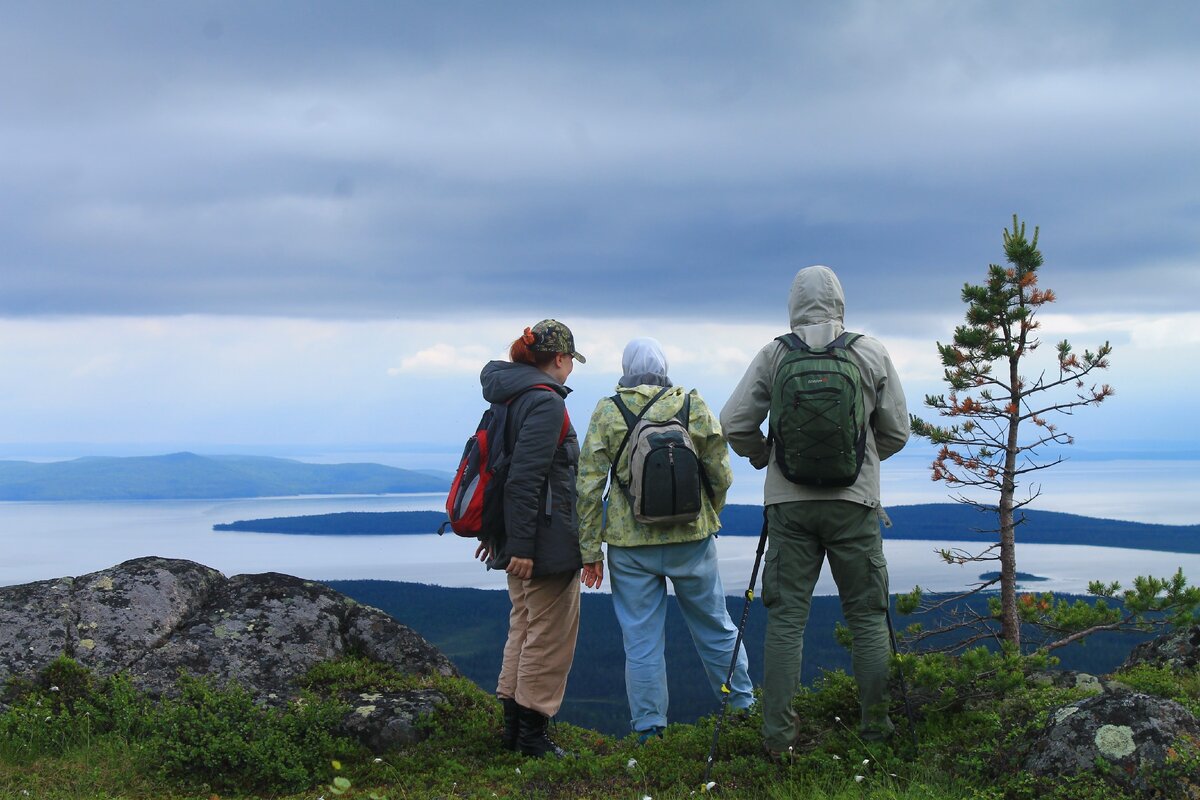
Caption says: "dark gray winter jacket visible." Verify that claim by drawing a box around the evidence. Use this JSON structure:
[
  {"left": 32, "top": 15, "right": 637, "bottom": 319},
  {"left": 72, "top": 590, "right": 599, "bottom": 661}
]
[{"left": 480, "top": 360, "right": 582, "bottom": 577}]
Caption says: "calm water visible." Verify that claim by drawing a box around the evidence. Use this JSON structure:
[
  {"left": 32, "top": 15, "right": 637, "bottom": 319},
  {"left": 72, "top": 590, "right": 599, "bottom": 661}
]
[{"left": 2, "top": 493, "right": 1197, "bottom": 596}]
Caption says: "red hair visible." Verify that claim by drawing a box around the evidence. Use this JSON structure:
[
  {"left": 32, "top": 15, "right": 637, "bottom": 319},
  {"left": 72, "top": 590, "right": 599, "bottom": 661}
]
[{"left": 510, "top": 327, "right": 557, "bottom": 367}]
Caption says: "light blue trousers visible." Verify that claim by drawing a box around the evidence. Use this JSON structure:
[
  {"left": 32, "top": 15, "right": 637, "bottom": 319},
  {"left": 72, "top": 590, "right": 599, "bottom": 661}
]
[{"left": 608, "top": 535, "right": 754, "bottom": 733}]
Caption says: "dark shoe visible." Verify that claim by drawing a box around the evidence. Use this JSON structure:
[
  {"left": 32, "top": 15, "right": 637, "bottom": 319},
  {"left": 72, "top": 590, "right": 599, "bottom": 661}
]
[
  {"left": 636, "top": 725, "right": 664, "bottom": 745},
  {"left": 517, "top": 705, "right": 569, "bottom": 758},
  {"left": 500, "top": 696, "right": 519, "bottom": 752},
  {"left": 762, "top": 732, "right": 802, "bottom": 764}
]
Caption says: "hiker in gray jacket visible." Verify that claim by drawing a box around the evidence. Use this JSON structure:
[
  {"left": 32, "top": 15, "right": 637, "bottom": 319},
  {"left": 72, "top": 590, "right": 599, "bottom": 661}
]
[{"left": 720, "top": 265, "right": 909, "bottom": 759}]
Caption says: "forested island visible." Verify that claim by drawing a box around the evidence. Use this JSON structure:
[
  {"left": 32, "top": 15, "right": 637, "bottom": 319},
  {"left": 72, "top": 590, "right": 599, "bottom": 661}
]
[{"left": 217, "top": 503, "right": 1200, "bottom": 553}]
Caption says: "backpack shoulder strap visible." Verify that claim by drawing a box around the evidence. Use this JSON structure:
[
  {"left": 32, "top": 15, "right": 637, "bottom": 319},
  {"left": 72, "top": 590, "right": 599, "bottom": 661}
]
[
  {"left": 775, "top": 332, "right": 811, "bottom": 353},
  {"left": 827, "top": 331, "right": 863, "bottom": 351},
  {"left": 674, "top": 392, "right": 691, "bottom": 425},
  {"left": 676, "top": 390, "right": 717, "bottom": 500},
  {"left": 506, "top": 384, "right": 569, "bottom": 446}
]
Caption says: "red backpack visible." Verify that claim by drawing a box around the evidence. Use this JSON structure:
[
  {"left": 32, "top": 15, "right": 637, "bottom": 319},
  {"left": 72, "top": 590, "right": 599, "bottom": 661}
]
[{"left": 440, "top": 385, "right": 569, "bottom": 538}]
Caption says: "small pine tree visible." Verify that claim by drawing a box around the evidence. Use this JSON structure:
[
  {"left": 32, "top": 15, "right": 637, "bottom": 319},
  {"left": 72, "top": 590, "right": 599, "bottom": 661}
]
[{"left": 910, "top": 215, "right": 1114, "bottom": 650}]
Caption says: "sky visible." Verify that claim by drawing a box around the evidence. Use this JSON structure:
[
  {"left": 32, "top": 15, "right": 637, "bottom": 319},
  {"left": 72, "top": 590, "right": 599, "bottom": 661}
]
[{"left": 1, "top": 2, "right": 1198, "bottom": 517}]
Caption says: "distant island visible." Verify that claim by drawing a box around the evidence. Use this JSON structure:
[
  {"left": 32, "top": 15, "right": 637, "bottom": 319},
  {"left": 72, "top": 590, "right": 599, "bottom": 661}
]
[
  {"left": 215, "top": 510, "right": 447, "bottom": 534},
  {"left": 215, "top": 503, "right": 1200, "bottom": 554},
  {"left": 979, "top": 571, "right": 1049, "bottom": 582},
  {"left": 0, "top": 452, "right": 449, "bottom": 500}
]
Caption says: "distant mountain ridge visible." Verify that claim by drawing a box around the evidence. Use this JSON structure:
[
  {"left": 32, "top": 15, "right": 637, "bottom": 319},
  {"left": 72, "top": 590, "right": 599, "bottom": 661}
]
[
  {"left": 215, "top": 503, "right": 1200, "bottom": 553},
  {"left": 0, "top": 452, "right": 448, "bottom": 500}
]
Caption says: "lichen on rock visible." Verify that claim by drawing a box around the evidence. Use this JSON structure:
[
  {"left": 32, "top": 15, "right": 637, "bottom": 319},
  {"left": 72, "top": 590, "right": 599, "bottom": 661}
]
[{"left": 1094, "top": 724, "right": 1136, "bottom": 759}]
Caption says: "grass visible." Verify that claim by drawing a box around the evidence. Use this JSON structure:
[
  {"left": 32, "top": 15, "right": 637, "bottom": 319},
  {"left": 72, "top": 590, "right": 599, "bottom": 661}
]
[{"left": 2, "top": 651, "right": 1198, "bottom": 800}]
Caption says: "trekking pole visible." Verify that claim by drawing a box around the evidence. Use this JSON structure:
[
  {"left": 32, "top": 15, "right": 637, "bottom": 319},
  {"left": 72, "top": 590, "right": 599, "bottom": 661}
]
[
  {"left": 703, "top": 508, "right": 769, "bottom": 788},
  {"left": 885, "top": 607, "right": 919, "bottom": 750}
]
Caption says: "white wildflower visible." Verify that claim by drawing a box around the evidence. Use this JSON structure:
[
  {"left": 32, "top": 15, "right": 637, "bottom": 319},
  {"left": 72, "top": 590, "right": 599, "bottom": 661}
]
[
  {"left": 515, "top": 767, "right": 521, "bottom": 774},
  {"left": 626, "top": 758, "right": 638, "bottom": 770},
  {"left": 832, "top": 754, "right": 841, "bottom": 760},
  {"left": 834, "top": 716, "right": 841, "bottom": 722},
  {"left": 705, "top": 782, "right": 717, "bottom": 790},
  {"left": 373, "top": 757, "right": 382, "bottom": 763},
  {"left": 862, "top": 758, "right": 871, "bottom": 765},
  {"left": 49, "top": 685, "right": 59, "bottom": 692},
  {"left": 855, "top": 775, "right": 865, "bottom": 783}
]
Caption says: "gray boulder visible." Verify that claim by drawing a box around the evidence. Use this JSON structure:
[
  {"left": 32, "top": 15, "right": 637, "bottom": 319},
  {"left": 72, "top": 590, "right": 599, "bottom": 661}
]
[
  {"left": 0, "top": 576, "right": 75, "bottom": 685},
  {"left": 1027, "top": 669, "right": 1131, "bottom": 696},
  {"left": 338, "top": 689, "right": 448, "bottom": 752},
  {"left": 1024, "top": 692, "right": 1200, "bottom": 797},
  {"left": 0, "top": 557, "right": 459, "bottom": 751},
  {"left": 1121, "top": 624, "right": 1200, "bottom": 674}
]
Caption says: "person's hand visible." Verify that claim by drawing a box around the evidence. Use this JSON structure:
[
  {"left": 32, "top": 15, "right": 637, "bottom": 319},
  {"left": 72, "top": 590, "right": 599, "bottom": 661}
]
[
  {"left": 506, "top": 557, "right": 534, "bottom": 580},
  {"left": 750, "top": 438, "right": 770, "bottom": 470},
  {"left": 581, "top": 561, "right": 604, "bottom": 589},
  {"left": 474, "top": 542, "right": 492, "bottom": 563}
]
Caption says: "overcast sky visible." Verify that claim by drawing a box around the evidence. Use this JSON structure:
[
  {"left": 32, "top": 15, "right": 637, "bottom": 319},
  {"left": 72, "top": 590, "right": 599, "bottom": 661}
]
[{"left": 2, "top": 2, "right": 1198, "bottom": 505}]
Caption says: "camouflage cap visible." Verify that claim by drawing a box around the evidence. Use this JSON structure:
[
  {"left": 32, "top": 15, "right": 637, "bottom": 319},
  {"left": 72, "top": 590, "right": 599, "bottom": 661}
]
[{"left": 530, "top": 319, "right": 587, "bottom": 363}]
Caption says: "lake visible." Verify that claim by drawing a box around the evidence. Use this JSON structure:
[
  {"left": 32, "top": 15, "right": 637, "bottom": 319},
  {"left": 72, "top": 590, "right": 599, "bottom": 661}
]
[{"left": 3, "top": 493, "right": 1198, "bottom": 596}]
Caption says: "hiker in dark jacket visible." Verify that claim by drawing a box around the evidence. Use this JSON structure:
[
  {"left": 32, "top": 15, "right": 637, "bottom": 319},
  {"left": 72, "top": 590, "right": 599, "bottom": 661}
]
[{"left": 478, "top": 319, "right": 586, "bottom": 759}]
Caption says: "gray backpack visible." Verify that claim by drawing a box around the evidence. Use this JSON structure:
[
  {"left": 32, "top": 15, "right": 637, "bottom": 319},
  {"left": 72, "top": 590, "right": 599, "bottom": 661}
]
[{"left": 608, "top": 387, "right": 713, "bottom": 525}]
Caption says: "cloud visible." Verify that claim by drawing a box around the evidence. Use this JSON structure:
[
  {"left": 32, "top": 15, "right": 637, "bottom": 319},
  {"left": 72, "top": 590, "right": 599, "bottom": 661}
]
[
  {"left": 1, "top": 2, "right": 1198, "bottom": 320},
  {"left": 390, "top": 344, "right": 495, "bottom": 375},
  {"left": 2, "top": 310, "right": 1189, "bottom": 453}
]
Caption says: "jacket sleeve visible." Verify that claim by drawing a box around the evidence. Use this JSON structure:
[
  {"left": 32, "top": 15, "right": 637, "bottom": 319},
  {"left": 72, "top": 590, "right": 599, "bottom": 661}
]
[
  {"left": 719, "top": 343, "right": 776, "bottom": 470},
  {"left": 575, "top": 398, "right": 615, "bottom": 564},
  {"left": 691, "top": 391, "right": 733, "bottom": 515},
  {"left": 872, "top": 348, "right": 910, "bottom": 461},
  {"left": 503, "top": 392, "right": 565, "bottom": 559}
]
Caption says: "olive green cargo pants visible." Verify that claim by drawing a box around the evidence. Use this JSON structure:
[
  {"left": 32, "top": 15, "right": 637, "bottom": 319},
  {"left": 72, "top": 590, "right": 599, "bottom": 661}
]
[{"left": 761, "top": 500, "right": 893, "bottom": 751}]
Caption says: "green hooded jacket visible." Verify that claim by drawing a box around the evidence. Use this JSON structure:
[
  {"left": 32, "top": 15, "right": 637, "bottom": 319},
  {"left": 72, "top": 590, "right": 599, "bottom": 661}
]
[{"left": 576, "top": 384, "right": 734, "bottom": 564}]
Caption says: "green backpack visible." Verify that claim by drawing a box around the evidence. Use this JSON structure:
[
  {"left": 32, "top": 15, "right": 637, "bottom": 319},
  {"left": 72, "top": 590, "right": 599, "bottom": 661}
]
[{"left": 769, "top": 331, "right": 867, "bottom": 487}]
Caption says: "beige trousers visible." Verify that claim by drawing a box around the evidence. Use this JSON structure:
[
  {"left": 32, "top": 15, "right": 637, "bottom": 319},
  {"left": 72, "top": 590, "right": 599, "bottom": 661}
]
[{"left": 496, "top": 569, "right": 581, "bottom": 717}]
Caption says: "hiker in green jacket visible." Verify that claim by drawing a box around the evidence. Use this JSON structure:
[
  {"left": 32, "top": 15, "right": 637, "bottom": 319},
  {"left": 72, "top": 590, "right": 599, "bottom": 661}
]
[
  {"left": 720, "top": 266, "right": 909, "bottom": 759},
  {"left": 576, "top": 337, "right": 752, "bottom": 742}
]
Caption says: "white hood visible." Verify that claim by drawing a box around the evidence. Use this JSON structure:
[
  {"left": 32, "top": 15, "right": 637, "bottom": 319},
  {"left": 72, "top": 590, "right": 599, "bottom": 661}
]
[{"left": 788, "top": 265, "right": 846, "bottom": 339}]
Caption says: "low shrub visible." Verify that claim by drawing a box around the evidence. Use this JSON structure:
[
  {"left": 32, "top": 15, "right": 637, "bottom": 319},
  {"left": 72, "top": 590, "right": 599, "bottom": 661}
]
[{"left": 142, "top": 673, "right": 351, "bottom": 794}]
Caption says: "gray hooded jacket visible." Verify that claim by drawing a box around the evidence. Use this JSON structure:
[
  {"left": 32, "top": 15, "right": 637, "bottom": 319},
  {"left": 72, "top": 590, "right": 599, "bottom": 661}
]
[
  {"left": 719, "top": 265, "right": 910, "bottom": 508},
  {"left": 480, "top": 360, "right": 582, "bottom": 576}
]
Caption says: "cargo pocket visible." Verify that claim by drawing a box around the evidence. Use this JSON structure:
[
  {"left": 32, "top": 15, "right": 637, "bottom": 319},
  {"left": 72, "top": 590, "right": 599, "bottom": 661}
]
[
  {"left": 761, "top": 546, "right": 781, "bottom": 609},
  {"left": 867, "top": 552, "right": 890, "bottom": 611}
]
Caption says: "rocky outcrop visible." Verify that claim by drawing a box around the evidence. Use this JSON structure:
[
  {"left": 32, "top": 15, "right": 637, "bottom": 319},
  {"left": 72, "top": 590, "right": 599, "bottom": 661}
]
[
  {"left": 1121, "top": 623, "right": 1200, "bottom": 674},
  {"left": 0, "top": 557, "right": 458, "bottom": 750},
  {"left": 1024, "top": 692, "right": 1200, "bottom": 797}
]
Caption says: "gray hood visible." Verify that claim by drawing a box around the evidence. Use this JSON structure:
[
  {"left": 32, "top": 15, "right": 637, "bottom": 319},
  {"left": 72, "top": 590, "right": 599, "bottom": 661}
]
[
  {"left": 480, "top": 360, "right": 569, "bottom": 404},
  {"left": 789, "top": 265, "right": 846, "bottom": 339}
]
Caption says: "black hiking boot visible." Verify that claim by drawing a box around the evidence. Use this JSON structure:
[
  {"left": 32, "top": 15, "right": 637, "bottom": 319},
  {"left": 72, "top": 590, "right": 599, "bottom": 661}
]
[
  {"left": 517, "top": 705, "right": 569, "bottom": 758},
  {"left": 500, "top": 697, "right": 520, "bottom": 751}
]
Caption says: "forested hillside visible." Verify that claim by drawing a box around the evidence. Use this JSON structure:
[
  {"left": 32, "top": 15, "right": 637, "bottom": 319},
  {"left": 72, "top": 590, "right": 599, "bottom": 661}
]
[{"left": 0, "top": 453, "right": 448, "bottom": 500}]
